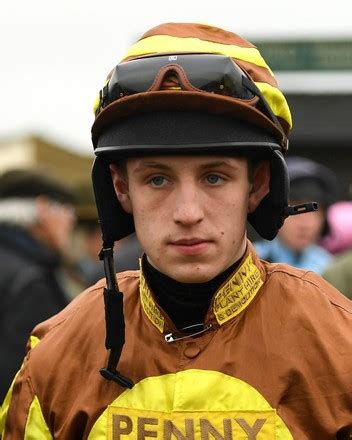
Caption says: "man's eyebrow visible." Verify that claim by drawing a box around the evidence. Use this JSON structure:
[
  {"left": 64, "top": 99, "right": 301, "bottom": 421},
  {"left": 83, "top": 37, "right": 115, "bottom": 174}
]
[
  {"left": 132, "top": 162, "right": 172, "bottom": 173},
  {"left": 198, "top": 160, "right": 234, "bottom": 170},
  {"left": 132, "top": 159, "right": 238, "bottom": 173}
]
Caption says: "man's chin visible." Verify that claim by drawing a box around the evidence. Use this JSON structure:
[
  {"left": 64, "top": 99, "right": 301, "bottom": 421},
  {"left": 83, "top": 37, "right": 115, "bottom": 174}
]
[
  {"left": 163, "top": 264, "right": 220, "bottom": 284},
  {"left": 147, "top": 254, "right": 227, "bottom": 283}
]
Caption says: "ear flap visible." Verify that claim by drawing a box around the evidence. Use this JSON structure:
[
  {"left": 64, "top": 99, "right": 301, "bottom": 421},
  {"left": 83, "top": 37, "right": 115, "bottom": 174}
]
[
  {"left": 92, "top": 157, "right": 135, "bottom": 245},
  {"left": 247, "top": 150, "right": 289, "bottom": 240}
]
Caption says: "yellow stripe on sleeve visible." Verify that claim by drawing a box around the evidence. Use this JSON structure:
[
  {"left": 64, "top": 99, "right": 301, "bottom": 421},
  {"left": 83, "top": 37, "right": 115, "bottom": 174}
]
[
  {"left": 29, "top": 335, "right": 41, "bottom": 350},
  {"left": 0, "top": 373, "right": 19, "bottom": 437},
  {"left": 1, "top": 336, "right": 41, "bottom": 437},
  {"left": 24, "top": 396, "right": 53, "bottom": 440}
]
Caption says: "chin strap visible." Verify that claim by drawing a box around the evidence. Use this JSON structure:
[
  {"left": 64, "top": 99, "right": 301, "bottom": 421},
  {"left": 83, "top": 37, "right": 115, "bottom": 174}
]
[
  {"left": 99, "top": 245, "right": 134, "bottom": 389},
  {"left": 284, "top": 202, "right": 318, "bottom": 217}
]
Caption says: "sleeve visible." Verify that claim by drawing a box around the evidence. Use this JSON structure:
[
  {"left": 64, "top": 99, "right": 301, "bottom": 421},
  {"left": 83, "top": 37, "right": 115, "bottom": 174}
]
[{"left": 0, "top": 350, "right": 53, "bottom": 439}]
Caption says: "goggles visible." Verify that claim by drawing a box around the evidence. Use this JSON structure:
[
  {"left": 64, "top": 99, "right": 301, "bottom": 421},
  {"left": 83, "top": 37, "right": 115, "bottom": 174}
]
[{"left": 96, "top": 54, "right": 286, "bottom": 147}]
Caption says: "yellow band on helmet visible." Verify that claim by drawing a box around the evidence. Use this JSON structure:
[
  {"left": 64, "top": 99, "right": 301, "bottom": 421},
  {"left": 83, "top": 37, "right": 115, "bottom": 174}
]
[
  {"left": 255, "top": 81, "right": 292, "bottom": 128},
  {"left": 122, "top": 34, "right": 273, "bottom": 74},
  {"left": 93, "top": 94, "right": 101, "bottom": 115},
  {"left": 94, "top": 24, "right": 292, "bottom": 133}
]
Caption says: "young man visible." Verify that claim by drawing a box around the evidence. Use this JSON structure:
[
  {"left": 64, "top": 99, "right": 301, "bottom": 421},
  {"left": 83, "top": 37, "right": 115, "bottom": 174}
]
[{"left": 1, "top": 23, "right": 351, "bottom": 440}]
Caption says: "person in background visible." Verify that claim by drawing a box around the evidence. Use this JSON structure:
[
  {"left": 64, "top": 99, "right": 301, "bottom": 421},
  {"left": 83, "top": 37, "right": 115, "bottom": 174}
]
[
  {"left": 75, "top": 221, "right": 142, "bottom": 286},
  {"left": 254, "top": 155, "right": 339, "bottom": 273},
  {"left": 321, "top": 201, "right": 352, "bottom": 299},
  {"left": 73, "top": 186, "right": 142, "bottom": 287},
  {"left": 0, "top": 168, "right": 76, "bottom": 402}
]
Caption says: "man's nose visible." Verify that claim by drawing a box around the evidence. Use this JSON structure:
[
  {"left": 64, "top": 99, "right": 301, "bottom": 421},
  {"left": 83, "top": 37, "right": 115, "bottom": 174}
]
[{"left": 173, "top": 183, "right": 204, "bottom": 226}]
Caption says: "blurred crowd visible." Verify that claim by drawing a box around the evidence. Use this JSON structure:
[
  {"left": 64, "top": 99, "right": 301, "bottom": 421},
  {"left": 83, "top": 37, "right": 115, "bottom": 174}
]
[
  {"left": 254, "top": 155, "right": 352, "bottom": 299},
  {"left": 0, "top": 154, "right": 351, "bottom": 402}
]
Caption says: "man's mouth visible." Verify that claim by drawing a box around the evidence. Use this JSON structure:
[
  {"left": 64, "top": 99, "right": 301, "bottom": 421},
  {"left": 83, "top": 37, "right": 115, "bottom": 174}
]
[
  {"left": 172, "top": 238, "right": 207, "bottom": 245},
  {"left": 170, "top": 238, "right": 212, "bottom": 255}
]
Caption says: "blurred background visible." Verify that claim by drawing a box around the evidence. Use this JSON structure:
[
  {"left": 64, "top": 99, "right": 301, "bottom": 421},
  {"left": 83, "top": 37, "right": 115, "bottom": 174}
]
[
  {"left": 3, "top": 0, "right": 352, "bottom": 401},
  {"left": 1, "top": 0, "right": 352, "bottom": 281},
  {"left": 2, "top": 0, "right": 352, "bottom": 187}
]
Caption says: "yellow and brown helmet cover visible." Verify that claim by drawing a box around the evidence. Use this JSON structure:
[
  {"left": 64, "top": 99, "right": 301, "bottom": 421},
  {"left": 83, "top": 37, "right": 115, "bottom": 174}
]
[{"left": 92, "top": 22, "right": 291, "bottom": 148}]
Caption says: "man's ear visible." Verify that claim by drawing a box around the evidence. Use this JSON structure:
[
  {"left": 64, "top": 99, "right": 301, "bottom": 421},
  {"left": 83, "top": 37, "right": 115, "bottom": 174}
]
[
  {"left": 109, "top": 164, "right": 133, "bottom": 214},
  {"left": 248, "top": 161, "right": 271, "bottom": 213}
]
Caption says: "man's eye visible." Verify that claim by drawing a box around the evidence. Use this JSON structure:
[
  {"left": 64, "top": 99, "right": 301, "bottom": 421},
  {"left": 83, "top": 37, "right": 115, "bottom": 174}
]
[
  {"left": 150, "top": 176, "right": 166, "bottom": 187},
  {"left": 206, "top": 174, "right": 222, "bottom": 184}
]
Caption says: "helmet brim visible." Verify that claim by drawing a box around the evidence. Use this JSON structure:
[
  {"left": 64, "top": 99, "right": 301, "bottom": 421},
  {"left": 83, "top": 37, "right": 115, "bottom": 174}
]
[{"left": 92, "top": 90, "right": 287, "bottom": 151}]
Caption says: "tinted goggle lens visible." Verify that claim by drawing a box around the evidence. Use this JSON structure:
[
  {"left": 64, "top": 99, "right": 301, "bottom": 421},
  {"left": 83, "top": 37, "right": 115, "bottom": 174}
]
[{"left": 100, "top": 54, "right": 255, "bottom": 108}]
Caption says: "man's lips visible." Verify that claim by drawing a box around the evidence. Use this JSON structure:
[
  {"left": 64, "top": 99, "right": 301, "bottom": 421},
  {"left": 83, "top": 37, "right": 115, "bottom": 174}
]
[
  {"left": 172, "top": 238, "right": 208, "bottom": 246},
  {"left": 169, "top": 238, "right": 212, "bottom": 255}
]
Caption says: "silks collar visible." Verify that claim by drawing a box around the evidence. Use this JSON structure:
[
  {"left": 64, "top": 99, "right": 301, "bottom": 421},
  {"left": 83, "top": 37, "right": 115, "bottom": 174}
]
[{"left": 139, "top": 247, "right": 264, "bottom": 334}]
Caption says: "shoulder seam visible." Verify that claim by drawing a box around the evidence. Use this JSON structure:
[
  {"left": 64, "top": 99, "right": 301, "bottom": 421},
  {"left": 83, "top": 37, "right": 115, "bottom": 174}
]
[{"left": 267, "top": 267, "right": 352, "bottom": 315}]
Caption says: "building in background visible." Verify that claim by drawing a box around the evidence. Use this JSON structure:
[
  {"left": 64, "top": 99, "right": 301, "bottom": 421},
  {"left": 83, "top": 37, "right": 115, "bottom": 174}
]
[
  {"left": 0, "top": 134, "right": 93, "bottom": 186},
  {"left": 243, "top": 39, "right": 352, "bottom": 242},
  {"left": 255, "top": 39, "right": 352, "bottom": 200}
]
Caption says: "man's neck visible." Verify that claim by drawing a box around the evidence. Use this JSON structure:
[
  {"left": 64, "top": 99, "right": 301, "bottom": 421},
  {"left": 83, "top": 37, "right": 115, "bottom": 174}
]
[{"left": 143, "top": 258, "right": 240, "bottom": 331}]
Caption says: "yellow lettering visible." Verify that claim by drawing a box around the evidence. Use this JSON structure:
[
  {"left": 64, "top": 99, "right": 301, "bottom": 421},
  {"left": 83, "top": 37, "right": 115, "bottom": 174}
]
[{"left": 235, "top": 418, "right": 266, "bottom": 440}]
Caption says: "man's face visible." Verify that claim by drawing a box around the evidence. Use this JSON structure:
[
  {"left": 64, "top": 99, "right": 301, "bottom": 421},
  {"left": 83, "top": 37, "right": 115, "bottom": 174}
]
[
  {"left": 34, "top": 198, "right": 76, "bottom": 252},
  {"left": 111, "top": 155, "right": 269, "bottom": 283},
  {"left": 278, "top": 201, "right": 325, "bottom": 252}
]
